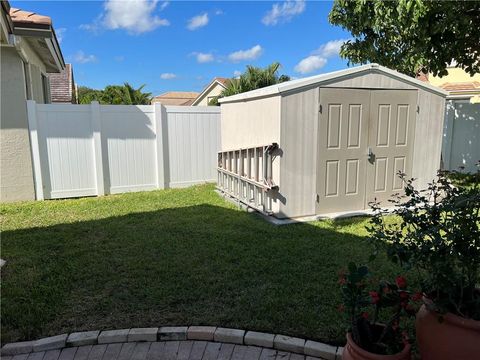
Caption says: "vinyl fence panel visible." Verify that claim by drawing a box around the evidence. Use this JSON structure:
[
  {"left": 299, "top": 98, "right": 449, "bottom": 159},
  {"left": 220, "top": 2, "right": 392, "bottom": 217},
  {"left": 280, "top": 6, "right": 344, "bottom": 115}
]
[
  {"left": 442, "top": 100, "right": 480, "bottom": 173},
  {"left": 28, "top": 101, "right": 220, "bottom": 200},
  {"left": 35, "top": 104, "right": 97, "bottom": 199},
  {"left": 165, "top": 106, "right": 221, "bottom": 188}
]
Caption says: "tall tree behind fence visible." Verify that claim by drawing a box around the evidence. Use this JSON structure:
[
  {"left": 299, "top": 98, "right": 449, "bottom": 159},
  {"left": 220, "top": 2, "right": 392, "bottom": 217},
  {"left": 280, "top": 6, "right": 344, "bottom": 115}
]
[{"left": 27, "top": 101, "right": 220, "bottom": 200}]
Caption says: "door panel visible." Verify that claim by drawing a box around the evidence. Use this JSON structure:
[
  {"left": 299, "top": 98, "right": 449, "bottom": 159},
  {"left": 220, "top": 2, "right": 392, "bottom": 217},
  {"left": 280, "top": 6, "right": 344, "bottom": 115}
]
[
  {"left": 316, "top": 89, "right": 370, "bottom": 213},
  {"left": 366, "top": 90, "right": 417, "bottom": 206}
]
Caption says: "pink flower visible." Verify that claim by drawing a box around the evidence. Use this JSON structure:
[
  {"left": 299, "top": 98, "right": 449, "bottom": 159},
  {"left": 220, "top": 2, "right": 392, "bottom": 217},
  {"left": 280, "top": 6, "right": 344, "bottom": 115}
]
[
  {"left": 396, "top": 276, "right": 407, "bottom": 289},
  {"left": 361, "top": 312, "right": 369, "bottom": 319},
  {"left": 412, "top": 292, "right": 423, "bottom": 302},
  {"left": 369, "top": 291, "right": 380, "bottom": 304}
]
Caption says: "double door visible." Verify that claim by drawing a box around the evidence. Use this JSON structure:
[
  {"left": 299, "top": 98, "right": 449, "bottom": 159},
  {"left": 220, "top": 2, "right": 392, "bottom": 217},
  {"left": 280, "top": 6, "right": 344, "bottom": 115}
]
[{"left": 316, "top": 88, "right": 417, "bottom": 214}]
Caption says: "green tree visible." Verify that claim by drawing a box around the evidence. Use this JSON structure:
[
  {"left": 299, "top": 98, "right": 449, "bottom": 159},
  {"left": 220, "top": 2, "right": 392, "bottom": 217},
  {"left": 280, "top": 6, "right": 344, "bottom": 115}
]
[
  {"left": 329, "top": 0, "right": 480, "bottom": 77},
  {"left": 77, "top": 83, "right": 152, "bottom": 105},
  {"left": 209, "top": 62, "right": 290, "bottom": 105},
  {"left": 77, "top": 86, "right": 103, "bottom": 104}
]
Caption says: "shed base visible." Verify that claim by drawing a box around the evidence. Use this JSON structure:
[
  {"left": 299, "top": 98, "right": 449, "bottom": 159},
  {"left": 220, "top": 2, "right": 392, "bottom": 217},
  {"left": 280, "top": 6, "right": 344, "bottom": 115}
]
[{"left": 215, "top": 189, "right": 395, "bottom": 226}]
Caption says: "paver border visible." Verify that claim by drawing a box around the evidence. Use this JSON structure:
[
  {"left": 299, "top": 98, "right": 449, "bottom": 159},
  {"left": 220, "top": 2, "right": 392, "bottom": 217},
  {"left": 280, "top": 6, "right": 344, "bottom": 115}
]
[{"left": 1, "top": 327, "right": 343, "bottom": 359}]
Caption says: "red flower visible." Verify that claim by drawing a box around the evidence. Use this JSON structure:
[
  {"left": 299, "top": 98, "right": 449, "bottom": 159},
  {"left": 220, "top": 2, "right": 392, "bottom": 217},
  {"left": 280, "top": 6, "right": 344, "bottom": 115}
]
[
  {"left": 395, "top": 276, "right": 407, "bottom": 289},
  {"left": 369, "top": 291, "right": 380, "bottom": 304},
  {"left": 361, "top": 312, "right": 369, "bottom": 319},
  {"left": 399, "top": 291, "right": 410, "bottom": 300},
  {"left": 412, "top": 292, "right": 423, "bottom": 302}
]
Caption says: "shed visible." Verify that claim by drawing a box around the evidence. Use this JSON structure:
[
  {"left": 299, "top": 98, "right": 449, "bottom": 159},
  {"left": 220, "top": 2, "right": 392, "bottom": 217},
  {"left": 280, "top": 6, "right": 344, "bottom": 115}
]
[{"left": 217, "top": 64, "right": 448, "bottom": 219}]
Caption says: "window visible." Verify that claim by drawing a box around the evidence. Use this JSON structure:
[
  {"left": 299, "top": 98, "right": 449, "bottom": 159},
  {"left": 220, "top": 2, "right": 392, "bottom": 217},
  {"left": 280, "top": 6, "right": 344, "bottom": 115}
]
[
  {"left": 41, "top": 74, "right": 50, "bottom": 104},
  {"left": 22, "top": 61, "right": 32, "bottom": 100}
]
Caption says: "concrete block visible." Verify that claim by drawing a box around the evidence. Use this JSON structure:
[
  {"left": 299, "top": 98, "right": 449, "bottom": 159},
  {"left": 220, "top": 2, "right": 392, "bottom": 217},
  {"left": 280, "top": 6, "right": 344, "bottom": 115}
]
[
  {"left": 67, "top": 331, "right": 99, "bottom": 346},
  {"left": 158, "top": 327, "right": 188, "bottom": 341},
  {"left": 304, "top": 340, "right": 337, "bottom": 360},
  {"left": 98, "top": 329, "right": 129, "bottom": 344},
  {"left": 274, "top": 335, "right": 305, "bottom": 354},
  {"left": 214, "top": 328, "right": 245, "bottom": 344},
  {"left": 33, "top": 334, "right": 68, "bottom": 352},
  {"left": 128, "top": 328, "right": 158, "bottom": 342},
  {"left": 1, "top": 341, "right": 34, "bottom": 355},
  {"left": 244, "top": 331, "right": 275, "bottom": 348},
  {"left": 187, "top": 326, "right": 216, "bottom": 341}
]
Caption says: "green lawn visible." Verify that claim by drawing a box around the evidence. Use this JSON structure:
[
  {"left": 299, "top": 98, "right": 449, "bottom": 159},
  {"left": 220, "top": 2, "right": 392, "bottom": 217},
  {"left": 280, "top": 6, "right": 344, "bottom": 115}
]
[{"left": 1, "top": 184, "right": 404, "bottom": 346}]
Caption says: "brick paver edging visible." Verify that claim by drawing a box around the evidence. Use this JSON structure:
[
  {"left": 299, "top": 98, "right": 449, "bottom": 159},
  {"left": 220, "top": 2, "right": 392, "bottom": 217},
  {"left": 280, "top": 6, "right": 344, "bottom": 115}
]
[{"left": 1, "top": 327, "right": 343, "bottom": 360}]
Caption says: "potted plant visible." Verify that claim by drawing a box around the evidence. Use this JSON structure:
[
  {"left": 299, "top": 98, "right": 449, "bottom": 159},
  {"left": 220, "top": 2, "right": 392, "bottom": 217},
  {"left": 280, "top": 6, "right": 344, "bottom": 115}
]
[
  {"left": 367, "top": 170, "right": 480, "bottom": 360},
  {"left": 339, "top": 262, "right": 416, "bottom": 360}
]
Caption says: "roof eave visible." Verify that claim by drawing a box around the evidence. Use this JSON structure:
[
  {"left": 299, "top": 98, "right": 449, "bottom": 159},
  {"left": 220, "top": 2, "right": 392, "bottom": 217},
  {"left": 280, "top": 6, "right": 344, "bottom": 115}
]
[{"left": 192, "top": 79, "right": 228, "bottom": 106}]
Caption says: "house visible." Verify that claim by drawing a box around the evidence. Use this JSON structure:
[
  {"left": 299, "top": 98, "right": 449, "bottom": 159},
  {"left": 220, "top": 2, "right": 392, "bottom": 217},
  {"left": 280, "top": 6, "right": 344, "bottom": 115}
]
[
  {"left": 48, "top": 63, "right": 77, "bottom": 103},
  {"left": 217, "top": 64, "right": 448, "bottom": 219},
  {"left": 191, "top": 77, "right": 229, "bottom": 106},
  {"left": 422, "top": 67, "right": 480, "bottom": 173},
  {"left": 151, "top": 92, "right": 199, "bottom": 106},
  {"left": 0, "top": 1, "right": 65, "bottom": 201}
]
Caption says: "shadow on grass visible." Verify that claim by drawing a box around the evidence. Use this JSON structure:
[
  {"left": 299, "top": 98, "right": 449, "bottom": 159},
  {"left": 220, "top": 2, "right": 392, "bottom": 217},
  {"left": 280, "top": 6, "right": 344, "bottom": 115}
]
[{"left": 1, "top": 203, "right": 400, "bottom": 346}]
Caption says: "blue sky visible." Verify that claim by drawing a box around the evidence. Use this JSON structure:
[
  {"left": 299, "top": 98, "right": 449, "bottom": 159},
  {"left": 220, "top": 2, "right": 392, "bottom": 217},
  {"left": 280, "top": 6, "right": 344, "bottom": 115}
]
[{"left": 12, "top": 0, "right": 352, "bottom": 95}]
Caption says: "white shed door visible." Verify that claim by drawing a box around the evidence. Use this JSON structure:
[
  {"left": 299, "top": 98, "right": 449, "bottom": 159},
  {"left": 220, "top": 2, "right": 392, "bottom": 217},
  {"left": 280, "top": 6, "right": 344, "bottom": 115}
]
[
  {"left": 366, "top": 90, "right": 417, "bottom": 206},
  {"left": 316, "top": 89, "right": 417, "bottom": 214},
  {"left": 316, "top": 89, "right": 370, "bottom": 213}
]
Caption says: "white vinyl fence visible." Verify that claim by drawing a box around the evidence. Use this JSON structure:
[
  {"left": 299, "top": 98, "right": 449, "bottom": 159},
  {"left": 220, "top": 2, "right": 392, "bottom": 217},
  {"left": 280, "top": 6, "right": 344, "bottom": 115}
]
[
  {"left": 442, "top": 99, "right": 480, "bottom": 173},
  {"left": 27, "top": 101, "right": 220, "bottom": 200}
]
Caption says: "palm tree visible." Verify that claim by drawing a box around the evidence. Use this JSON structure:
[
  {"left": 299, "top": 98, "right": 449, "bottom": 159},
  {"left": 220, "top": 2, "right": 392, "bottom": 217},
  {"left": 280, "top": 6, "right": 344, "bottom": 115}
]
[{"left": 209, "top": 62, "right": 290, "bottom": 105}]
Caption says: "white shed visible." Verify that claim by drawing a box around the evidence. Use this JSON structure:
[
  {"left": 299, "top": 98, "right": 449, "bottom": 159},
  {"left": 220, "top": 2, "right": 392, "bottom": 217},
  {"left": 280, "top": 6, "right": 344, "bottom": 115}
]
[{"left": 217, "top": 64, "right": 448, "bottom": 219}]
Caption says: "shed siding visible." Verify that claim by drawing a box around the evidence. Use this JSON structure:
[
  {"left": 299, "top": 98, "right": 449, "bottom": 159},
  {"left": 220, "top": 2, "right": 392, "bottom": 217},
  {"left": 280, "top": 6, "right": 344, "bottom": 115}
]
[
  {"left": 220, "top": 95, "right": 281, "bottom": 150},
  {"left": 278, "top": 88, "right": 318, "bottom": 218},
  {"left": 412, "top": 90, "right": 445, "bottom": 189},
  {"left": 323, "top": 73, "right": 418, "bottom": 90}
]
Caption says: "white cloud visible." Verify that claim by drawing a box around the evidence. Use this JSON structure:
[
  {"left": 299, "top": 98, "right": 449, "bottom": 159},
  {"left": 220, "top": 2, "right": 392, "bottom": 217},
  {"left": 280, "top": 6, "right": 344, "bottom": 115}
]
[
  {"left": 294, "top": 55, "right": 327, "bottom": 74},
  {"left": 193, "top": 52, "right": 214, "bottom": 63},
  {"left": 55, "top": 27, "right": 66, "bottom": 43},
  {"left": 228, "top": 45, "right": 263, "bottom": 62},
  {"left": 214, "top": 9, "right": 224, "bottom": 16},
  {"left": 73, "top": 51, "right": 97, "bottom": 64},
  {"left": 233, "top": 70, "right": 242, "bottom": 78},
  {"left": 294, "top": 39, "right": 348, "bottom": 74},
  {"left": 82, "top": 0, "right": 169, "bottom": 35},
  {"left": 313, "top": 39, "right": 347, "bottom": 58},
  {"left": 160, "top": 1, "right": 169, "bottom": 11},
  {"left": 262, "top": 0, "right": 306, "bottom": 26},
  {"left": 160, "top": 73, "right": 176, "bottom": 79},
  {"left": 187, "top": 13, "right": 209, "bottom": 30}
]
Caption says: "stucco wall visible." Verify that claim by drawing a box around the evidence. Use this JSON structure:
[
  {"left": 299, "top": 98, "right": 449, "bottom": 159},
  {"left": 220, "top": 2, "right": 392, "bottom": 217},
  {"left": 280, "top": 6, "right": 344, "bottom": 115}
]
[{"left": 0, "top": 46, "right": 35, "bottom": 201}]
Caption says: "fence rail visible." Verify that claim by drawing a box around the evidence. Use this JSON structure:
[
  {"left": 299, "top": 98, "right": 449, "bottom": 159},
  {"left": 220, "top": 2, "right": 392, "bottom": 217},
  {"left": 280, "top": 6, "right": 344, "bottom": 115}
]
[{"left": 27, "top": 101, "right": 220, "bottom": 200}]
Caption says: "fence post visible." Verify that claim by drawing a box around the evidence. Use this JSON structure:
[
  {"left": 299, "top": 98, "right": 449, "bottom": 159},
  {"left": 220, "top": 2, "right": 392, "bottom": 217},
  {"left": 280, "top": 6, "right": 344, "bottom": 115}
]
[
  {"left": 154, "top": 103, "right": 166, "bottom": 189},
  {"left": 91, "top": 101, "right": 105, "bottom": 196},
  {"left": 26, "top": 100, "right": 44, "bottom": 200}
]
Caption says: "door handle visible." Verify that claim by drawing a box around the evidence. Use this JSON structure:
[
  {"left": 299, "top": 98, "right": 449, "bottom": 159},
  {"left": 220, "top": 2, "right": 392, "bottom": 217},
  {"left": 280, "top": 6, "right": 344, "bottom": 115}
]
[{"left": 368, "top": 147, "right": 375, "bottom": 164}]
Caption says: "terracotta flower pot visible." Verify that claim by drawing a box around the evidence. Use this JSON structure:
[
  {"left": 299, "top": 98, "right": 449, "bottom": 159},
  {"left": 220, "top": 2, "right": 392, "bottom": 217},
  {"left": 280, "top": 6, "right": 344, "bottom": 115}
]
[
  {"left": 416, "top": 304, "right": 480, "bottom": 360},
  {"left": 342, "top": 333, "right": 411, "bottom": 360}
]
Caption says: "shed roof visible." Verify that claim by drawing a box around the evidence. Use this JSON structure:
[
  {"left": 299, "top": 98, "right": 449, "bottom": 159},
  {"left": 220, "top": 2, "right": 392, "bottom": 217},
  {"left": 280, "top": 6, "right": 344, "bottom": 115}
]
[{"left": 219, "top": 64, "right": 448, "bottom": 104}]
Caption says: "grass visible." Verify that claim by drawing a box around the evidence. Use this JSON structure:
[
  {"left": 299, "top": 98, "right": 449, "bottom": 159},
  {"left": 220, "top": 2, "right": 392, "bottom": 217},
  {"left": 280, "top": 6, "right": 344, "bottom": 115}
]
[{"left": 1, "top": 184, "right": 406, "bottom": 346}]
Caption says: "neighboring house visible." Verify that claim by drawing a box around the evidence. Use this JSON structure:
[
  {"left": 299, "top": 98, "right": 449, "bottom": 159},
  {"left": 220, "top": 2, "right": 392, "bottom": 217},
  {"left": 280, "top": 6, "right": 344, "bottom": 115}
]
[
  {"left": 423, "top": 67, "right": 480, "bottom": 173},
  {"left": 48, "top": 63, "right": 77, "bottom": 103},
  {"left": 0, "top": 1, "right": 65, "bottom": 201},
  {"left": 151, "top": 92, "right": 199, "bottom": 106},
  {"left": 191, "top": 77, "right": 229, "bottom": 106}
]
